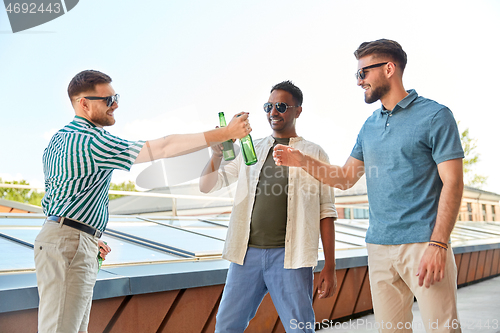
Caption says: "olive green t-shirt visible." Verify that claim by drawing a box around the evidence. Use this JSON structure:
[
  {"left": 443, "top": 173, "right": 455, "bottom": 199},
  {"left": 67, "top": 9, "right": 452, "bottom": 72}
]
[{"left": 248, "top": 137, "right": 290, "bottom": 248}]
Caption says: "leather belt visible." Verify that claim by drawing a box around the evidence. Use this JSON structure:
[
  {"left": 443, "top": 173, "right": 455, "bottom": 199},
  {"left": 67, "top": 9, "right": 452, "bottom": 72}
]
[{"left": 46, "top": 216, "right": 102, "bottom": 239}]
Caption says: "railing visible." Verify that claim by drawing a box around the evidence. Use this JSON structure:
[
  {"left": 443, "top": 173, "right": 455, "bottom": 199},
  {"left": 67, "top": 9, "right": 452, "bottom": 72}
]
[
  {"left": 0, "top": 183, "right": 233, "bottom": 216},
  {"left": 0, "top": 184, "right": 371, "bottom": 217}
]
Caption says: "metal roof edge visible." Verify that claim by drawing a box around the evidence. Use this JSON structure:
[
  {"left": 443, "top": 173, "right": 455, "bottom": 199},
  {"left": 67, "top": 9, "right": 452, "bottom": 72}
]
[
  {"left": 464, "top": 186, "right": 500, "bottom": 198},
  {"left": 0, "top": 199, "right": 43, "bottom": 213}
]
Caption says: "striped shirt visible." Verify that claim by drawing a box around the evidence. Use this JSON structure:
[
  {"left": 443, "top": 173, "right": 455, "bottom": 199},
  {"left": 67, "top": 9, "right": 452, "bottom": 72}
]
[{"left": 42, "top": 116, "right": 144, "bottom": 231}]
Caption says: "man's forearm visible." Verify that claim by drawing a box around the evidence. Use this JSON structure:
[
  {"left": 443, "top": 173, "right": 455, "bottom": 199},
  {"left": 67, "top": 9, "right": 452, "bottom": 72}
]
[
  {"left": 134, "top": 134, "right": 208, "bottom": 164},
  {"left": 200, "top": 153, "right": 223, "bottom": 193},
  {"left": 301, "top": 155, "right": 360, "bottom": 190},
  {"left": 431, "top": 180, "right": 463, "bottom": 243},
  {"left": 431, "top": 159, "right": 464, "bottom": 243},
  {"left": 273, "top": 145, "right": 363, "bottom": 189},
  {"left": 136, "top": 130, "right": 237, "bottom": 163},
  {"left": 134, "top": 113, "right": 249, "bottom": 164},
  {"left": 320, "top": 217, "right": 336, "bottom": 268},
  {"left": 204, "top": 127, "right": 232, "bottom": 146},
  {"left": 302, "top": 155, "right": 341, "bottom": 189}
]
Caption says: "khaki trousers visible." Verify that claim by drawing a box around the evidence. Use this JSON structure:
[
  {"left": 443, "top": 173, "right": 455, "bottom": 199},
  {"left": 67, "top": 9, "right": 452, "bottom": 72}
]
[
  {"left": 366, "top": 243, "right": 461, "bottom": 333},
  {"left": 34, "top": 220, "right": 99, "bottom": 333}
]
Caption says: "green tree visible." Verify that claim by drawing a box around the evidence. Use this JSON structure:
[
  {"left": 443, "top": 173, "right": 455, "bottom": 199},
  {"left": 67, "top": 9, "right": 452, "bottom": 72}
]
[
  {"left": 0, "top": 178, "right": 44, "bottom": 206},
  {"left": 0, "top": 178, "right": 137, "bottom": 204},
  {"left": 459, "top": 124, "right": 487, "bottom": 188},
  {"left": 109, "top": 181, "right": 137, "bottom": 200}
]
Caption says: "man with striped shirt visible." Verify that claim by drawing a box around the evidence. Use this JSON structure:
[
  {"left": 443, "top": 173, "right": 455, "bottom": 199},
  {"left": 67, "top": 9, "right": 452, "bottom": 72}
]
[{"left": 35, "top": 70, "right": 251, "bottom": 333}]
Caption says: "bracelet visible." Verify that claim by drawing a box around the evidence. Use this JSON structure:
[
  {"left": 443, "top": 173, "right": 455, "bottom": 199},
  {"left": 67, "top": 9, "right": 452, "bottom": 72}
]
[
  {"left": 429, "top": 240, "right": 448, "bottom": 248},
  {"left": 430, "top": 240, "right": 448, "bottom": 247},
  {"left": 429, "top": 242, "right": 448, "bottom": 251}
]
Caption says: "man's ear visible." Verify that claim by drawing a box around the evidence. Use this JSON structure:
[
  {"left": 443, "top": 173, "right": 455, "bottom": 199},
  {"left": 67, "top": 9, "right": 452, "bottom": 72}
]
[
  {"left": 73, "top": 97, "right": 90, "bottom": 117},
  {"left": 386, "top": 62, "right": 397, "bottom": 79},
  {"left": 78, "top": 97, "right": 90, "bottom": 111},
  {"left": 295, "top": 106, "right": 302, "bottom": 118}
]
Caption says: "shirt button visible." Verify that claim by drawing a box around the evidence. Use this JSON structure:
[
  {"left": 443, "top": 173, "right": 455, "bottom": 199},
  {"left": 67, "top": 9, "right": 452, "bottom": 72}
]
[
  {"left": 386, "top": 123, "right": 390, "bottom": 126},
  {"left": 389, "top": 114, "right": 393, "bottom": 117}
]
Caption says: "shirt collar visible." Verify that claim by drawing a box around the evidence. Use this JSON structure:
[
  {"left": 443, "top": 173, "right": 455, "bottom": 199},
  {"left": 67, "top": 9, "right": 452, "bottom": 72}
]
[
  {"left": 73, "top": 115, "right": 97, "bottom": 128},
  {"left": 380, "top": 89, "right": 418, "bottom": 115},
  {"left": 267, "top": 135, "right": 303, "bottom": 144}
]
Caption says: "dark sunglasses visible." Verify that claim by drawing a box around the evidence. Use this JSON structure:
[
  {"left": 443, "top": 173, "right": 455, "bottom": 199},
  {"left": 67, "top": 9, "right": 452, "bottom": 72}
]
[
  {"left": 83, "top": 94, "right": 120, "bottom": 107},
  {"left": 263, "top": 102, "right": 299, "bottom": 114},
  {"left": 355, "top": 62, "right": 388, "bottom": 80}
]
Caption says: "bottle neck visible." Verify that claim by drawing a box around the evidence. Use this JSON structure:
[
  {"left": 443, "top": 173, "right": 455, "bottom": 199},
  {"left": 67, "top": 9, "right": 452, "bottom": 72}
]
[{"left": 218, "top": 113, "right": 227, "bottom": 127}]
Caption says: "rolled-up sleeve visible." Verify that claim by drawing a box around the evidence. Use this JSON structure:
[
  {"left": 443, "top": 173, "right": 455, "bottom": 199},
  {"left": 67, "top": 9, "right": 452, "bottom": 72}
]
[{"left": 209, "top": 154, "right": 242, "bottom": 193}]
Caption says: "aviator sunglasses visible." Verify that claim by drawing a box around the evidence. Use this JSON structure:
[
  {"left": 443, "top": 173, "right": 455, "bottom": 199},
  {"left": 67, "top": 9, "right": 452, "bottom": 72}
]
[
  {"left": 263, "top": 102, "right": 299, "bottom": 114},
  {"left": 80, "top": 94, "right": 120, "bottom": 107},
  {"left": 355, "top": 62, "right": 388, "bottom": 80}
]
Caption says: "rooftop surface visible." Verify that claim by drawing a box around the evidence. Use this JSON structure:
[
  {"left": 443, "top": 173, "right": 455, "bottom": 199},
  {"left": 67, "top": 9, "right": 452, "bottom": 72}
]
[
  {"left": 1, "top": 213, "right": 500, "bottom": 317},
  {"left": 2, "top": 214, "right": 500, "bottom": 274}
]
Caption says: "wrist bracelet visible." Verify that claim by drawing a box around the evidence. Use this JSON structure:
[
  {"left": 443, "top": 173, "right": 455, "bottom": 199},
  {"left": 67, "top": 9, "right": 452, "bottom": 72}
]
[
  {"left": 429, "top": 242, "right": 448, "bottom": 251},
  {"left": 429, "top": 240, "right": 448, "bottom": 247},
  {"left": 430, "top": 240, "right": 448, "bottom": 247}
]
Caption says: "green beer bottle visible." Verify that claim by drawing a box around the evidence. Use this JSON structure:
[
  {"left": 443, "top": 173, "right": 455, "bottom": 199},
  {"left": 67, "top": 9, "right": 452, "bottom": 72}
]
[
  {"left": 97, "top": 241, "right": 107, "bottom": 272},
  {"left": 235, "top": 113, "right": 258, "bottom": 166},
  {"left": 218, "top": 112, "right": 236, "bottom": 161},
  {"left": 240, "top": 133, "right": 258, "bottom": 165}
]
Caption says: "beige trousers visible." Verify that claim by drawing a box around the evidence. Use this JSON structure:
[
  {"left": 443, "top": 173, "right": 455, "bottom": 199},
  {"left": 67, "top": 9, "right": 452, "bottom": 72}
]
[
  {"left": 34, "top": 220, "right": 99, "bottom": 333},
  {"left": 366, "top": 243, "right": 461, "bottom": 333}
]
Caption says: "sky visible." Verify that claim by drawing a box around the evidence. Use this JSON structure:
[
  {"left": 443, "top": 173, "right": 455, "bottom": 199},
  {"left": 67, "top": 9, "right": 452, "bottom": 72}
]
[{"left": 1, "top": 0, "right": 499, "bottom": 194}]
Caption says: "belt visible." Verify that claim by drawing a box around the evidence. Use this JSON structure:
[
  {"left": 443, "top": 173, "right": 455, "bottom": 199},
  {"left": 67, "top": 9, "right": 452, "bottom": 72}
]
[{"left": 46, "top": 216, "right": 102, "bottom": 239}]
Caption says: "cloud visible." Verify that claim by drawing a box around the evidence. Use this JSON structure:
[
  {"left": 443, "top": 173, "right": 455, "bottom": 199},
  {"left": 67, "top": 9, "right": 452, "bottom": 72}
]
[{"left": 0, "top": 172, "right": 25, "bottom": 181}]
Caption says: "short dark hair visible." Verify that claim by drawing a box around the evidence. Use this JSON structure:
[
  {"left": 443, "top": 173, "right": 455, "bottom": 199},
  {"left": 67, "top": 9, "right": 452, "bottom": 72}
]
[
  {"left": 68, "top": 70, "right": 112, "bottom": 101},
  {"left": 354, "top": 39, "right": 407, "bottom": 72},
  {"left": 271, "top": 80, "right": 303, "bottom": 106}
]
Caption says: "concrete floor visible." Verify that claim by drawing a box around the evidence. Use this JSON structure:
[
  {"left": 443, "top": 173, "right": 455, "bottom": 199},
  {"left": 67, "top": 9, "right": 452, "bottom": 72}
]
[{"left": 322, "top": 276, "right": 500, "bottom": 332}]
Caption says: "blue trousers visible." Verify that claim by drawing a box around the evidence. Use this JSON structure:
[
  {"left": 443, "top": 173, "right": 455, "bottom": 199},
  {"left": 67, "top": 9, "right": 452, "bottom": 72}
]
[{"left": 215, "top": 247, "right": 315, "bottom": 333}]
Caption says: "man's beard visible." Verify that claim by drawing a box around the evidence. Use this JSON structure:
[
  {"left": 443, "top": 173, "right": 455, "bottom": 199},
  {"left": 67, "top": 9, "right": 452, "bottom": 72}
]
[
  {"left": 91, "top": 112, "right": 115, "bottom": 127},
  {"left": 365, "top": 83, "right": 390, "bottom": 104}
]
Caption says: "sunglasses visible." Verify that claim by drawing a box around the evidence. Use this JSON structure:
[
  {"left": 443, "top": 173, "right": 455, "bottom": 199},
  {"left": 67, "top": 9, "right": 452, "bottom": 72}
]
[
  {"left": 355, "top": 62, "right": 388, "bottom": 80},
  {"left": 82, "top": 94, "right": 120, "bottom": 107},
  {"left": 263, "top": 102, "right": 299, "bottom": 114}
]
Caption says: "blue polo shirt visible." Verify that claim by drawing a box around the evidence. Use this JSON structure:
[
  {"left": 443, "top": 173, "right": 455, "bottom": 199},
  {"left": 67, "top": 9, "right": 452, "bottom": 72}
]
[{"left": 351, "top": 89, "right": 464, "bottom": 245}]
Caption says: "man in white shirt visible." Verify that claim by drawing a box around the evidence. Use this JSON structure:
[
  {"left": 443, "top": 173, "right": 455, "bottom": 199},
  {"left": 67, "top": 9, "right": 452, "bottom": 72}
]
[{"left": 200, "top": 80, "right": 337, "bottom": 332}]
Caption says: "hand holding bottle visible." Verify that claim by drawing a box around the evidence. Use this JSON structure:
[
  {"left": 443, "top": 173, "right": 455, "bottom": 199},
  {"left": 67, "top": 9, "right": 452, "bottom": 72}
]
[
  {"left": 225, "top": 112, "right": 251, "bottom": 140},
  {"left": 98, "top": 240, "right": 111, "bottom": 260},
  {"left": 217, "top": 112, "right": 257, "bottom": 165},
  {"left": 97, "top": 240, "right": 111, "bottom": 271}
]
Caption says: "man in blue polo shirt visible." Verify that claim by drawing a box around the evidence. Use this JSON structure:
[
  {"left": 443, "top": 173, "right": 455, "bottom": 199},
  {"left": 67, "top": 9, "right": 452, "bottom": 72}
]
[{"left": 273, "top": 39, "right": 464, "bottom": 332}]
